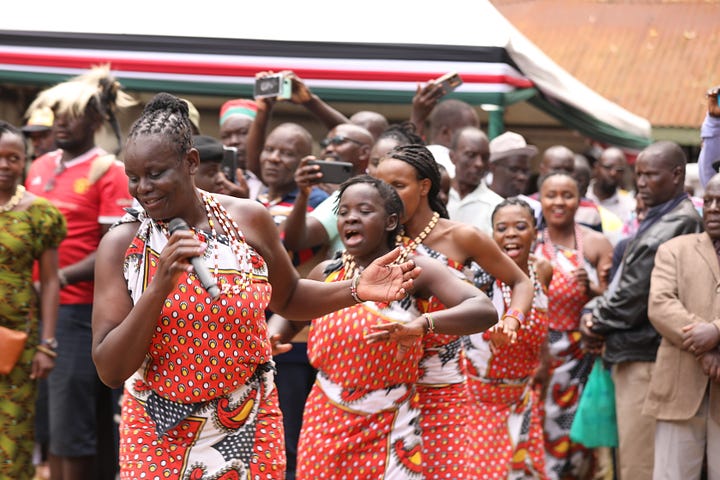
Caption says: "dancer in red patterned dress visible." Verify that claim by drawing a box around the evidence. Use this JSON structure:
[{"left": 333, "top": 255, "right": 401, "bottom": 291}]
[
  {"left": 91, "top": 94, "right": 421, "bottom": 480},
  {"left": 272, "top": 175, "right": 497, "bottom": 479},
  {"left": 375, "top": 145, "right": 534, "bottom": 478},
  {"left": 465, "top": 198, "right": 553, "bottom": 479},
  {"left": 534, "top": 172, "right": 613, "bottom": 479}
]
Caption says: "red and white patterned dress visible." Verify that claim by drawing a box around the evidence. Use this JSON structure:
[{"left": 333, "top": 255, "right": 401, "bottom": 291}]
[
  {"left": 118, "top": 203, "right": 286, "bottom": 480},
  {"left": 412, "top": 243, "right": 482, "bottom": 479},
  {"left": 296, "top": 262, "right": 424, "bottom": 479},
  {"left": 464, "top": 262, "right": 549, "bottom": 479},
  {"left": 534, "top": 227, "right": 596, "bottom": 479}
]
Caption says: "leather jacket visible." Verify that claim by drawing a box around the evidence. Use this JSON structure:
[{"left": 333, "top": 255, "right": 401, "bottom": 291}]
[{"left": 591, "top": 197, "right": 703, "bottom": 364}]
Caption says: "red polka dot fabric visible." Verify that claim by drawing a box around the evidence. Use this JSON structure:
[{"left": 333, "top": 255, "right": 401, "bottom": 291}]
[
  {"left": 297, "top": 267, "right": 424, "bottom": 479},
  {"left": 464, "top": 279, "right": 550, "bottom": 478},
  {"left": 119, "top": 213, "right": 285, "bottom": 478}
]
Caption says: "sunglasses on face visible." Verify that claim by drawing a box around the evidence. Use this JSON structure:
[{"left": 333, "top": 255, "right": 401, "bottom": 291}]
[{"left": 320, "top": 135, "right": 364, "bottom": 149}]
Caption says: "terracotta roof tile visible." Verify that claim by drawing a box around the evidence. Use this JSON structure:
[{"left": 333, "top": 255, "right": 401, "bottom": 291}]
[{"left": 494, "top": 0, "right": 720, "bottom": 129}]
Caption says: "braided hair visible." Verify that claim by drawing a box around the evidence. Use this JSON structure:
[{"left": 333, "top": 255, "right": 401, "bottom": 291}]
[
  {"left": 491, "top": 197, "right": 537, "bottom": 227},
  {"left": 335, "top": 174, "right": 404, "bottom": 249},
  {"left": 383, "top": 144, "right": 449, "bottom": 219},
  {"left": 127, "top": 93, "right": 193, "bottom": 158}
]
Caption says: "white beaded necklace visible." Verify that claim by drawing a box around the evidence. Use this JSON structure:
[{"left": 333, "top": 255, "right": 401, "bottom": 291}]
[
  {"left": 396, "top": 211, "right": 440, "bottom": 263},
  {"left": 160, "top": 191, "right": 255, "bottom": 294},
  {"left": 0, "top": 185, "right": 25, "bottom": 212}
]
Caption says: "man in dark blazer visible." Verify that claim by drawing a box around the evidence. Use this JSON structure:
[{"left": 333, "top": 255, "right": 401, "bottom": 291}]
[{"left": 580, "top": 141, "right": 703, "bottom": 480}]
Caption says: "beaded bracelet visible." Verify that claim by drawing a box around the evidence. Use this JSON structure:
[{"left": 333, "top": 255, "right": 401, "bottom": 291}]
[
  {"left": 504, "top": 307, "right": 526, "bottom": 324},
  {"left": 36, "top": 345, "right": 58, "bottom": 358},
  {"left": 350, "top": 273, "right": 365, "bottom": 303},
  {"left": 422, "top": 313, "right": 435, "bottom": 335}
]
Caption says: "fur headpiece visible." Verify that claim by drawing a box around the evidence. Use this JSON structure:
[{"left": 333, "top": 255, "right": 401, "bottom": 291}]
[{"left": 26, "top": 64, "right": 137, "bottom": 151}]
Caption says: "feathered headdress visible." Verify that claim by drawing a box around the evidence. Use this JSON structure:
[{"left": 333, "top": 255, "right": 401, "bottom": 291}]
[{"left": 26, "top": 64, "right": 137, "bottom": 152}]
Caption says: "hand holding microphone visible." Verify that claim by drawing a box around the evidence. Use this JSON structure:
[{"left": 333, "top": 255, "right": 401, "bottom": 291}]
[{"left": 168, "top": 218, "right": 221, "bottom": 300}]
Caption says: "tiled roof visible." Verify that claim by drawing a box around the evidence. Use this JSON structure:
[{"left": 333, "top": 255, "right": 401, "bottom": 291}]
[{"left": 493, "top": 0, "right": 720, "bottom": 130}]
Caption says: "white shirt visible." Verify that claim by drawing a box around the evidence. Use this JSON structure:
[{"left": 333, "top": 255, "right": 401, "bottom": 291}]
[{"left": 447, "top": 181, "right": 504, "bottom": 235}]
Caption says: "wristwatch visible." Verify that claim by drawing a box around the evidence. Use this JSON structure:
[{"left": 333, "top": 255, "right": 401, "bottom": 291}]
[{"left": 41, "top": 337, "right": 58, "bottom": 350}]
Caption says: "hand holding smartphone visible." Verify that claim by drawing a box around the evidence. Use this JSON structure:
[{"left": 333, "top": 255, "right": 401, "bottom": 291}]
[
  {"left": 434, "top": 72, "right": 463, "bottom": 95},
  {"left": 307, "top": 160, "right": 353, "bottom": 184},
  {"left": 254, "top": 73, "right": 292, "bottom": 100}
]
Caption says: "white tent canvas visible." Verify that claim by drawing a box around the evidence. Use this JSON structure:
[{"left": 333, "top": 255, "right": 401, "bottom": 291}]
[{"left": 1, "top": 0, "right": 652, "bottom": 148}]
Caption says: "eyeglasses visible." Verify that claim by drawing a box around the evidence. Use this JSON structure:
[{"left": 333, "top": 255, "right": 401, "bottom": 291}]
[{"left": 320, "top": 135, "right": 364, "bottom": 149}]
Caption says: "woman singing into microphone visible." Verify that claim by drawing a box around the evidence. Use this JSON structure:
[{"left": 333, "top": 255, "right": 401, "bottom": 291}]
[{"left": 91, "top": 93, "right": 420, "bottom": 480}]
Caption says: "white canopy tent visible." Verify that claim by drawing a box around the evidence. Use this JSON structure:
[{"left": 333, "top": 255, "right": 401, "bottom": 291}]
[{"left": 2, "top": 0, "right": 652, "bottom": 149}]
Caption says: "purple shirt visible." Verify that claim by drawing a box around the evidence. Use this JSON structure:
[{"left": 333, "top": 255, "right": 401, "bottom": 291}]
[{"left": 698, "top": 114, "right": 720, "bottom": 187}]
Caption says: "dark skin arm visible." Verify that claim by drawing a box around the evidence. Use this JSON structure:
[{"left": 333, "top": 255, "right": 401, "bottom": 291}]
[
  {"left": 59, "top": 223, "right": 112, "bottom": 285},
  {"left": 409, "top": 80, "right": 446, "bottom": 140},
  {"left": 244, "top": 90, "right": 274, "bottom": 182},
  {"left": 32, "top": 247, "right": 61, "bottom": 379},
  {"left": 281, "top": 156, "right": 331, "bottom": 251},
  {"left": 286, "top": 71, "right": 350, "bottom": 128},
  {"left": 266, "top": 258, "right": 331, "bottom": 355},
  {"left": 92, "top": 198, "right": 419, "bottom": 387},
  {"left": 451, "top": 223, "right": 533, "bottom": 344},
  {"left": 574, "top": 227, "right": 614, "bottom": 298},
  {"left": 365, "top": 254, "right": 497, "bottom": 356}
]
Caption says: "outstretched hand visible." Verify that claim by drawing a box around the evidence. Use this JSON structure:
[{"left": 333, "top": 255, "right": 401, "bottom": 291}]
[
  {"left": 356, "top": 248, "right": 421, "bottom": 303},
  {"left": 365, "top": 320, "right": 423, "bottom": 359},
  {"left": 487, "top": 315, "right": 519, "bottom": 353}
]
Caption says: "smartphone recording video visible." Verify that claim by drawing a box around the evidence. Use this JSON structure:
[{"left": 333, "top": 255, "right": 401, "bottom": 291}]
[
  {"left": 434, "top": 72, "right": 463, "bottom": 95},
  {"left": 221, "top": 146, "right": 237, "bottom": 183},
  {"left": 307, "top": 160, "right": 353, "bottom": 184},
  {"left": 254, "top": 74, "right": 292, "bottom": 100}
]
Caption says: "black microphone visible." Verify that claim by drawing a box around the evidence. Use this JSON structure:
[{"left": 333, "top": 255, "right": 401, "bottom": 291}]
[{"left": 167, "top": 218, "right": 221, "bottom": 300}]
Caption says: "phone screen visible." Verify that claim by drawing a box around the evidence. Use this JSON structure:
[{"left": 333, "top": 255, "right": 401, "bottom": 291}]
[{"left": 222, "top": 147, "right": 237, "bottom": 183}]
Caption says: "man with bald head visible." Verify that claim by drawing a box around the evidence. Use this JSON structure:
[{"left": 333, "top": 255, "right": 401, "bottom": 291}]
[
  {"left": 446, "top": 126, "right": 502, "bottom": 235},
  {"left": 281, "top": 123, "right": 374, "bottom": 258},
  {"left": 587, "top": 147, "right": 636, "bottom": 223},
  {"left": 416, "top": 98, "right": 480, "bottom": 179},
  {"left": 317, "top": 122, "right": 373, "bottom": 178},
  {"left": 581, "top": 141, "right": 703, "bottom": 480},
  {"left": 349, "top": 110, "right": 389, "bottom": 141},
  {"left": 540, "top": 145, "right": 575, "bottom": 176}
]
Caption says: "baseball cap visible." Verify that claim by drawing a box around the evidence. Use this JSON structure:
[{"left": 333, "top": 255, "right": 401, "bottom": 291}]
[
  {"left": 21, "top": 107, "right": 54, "bottom": 133},
  {"left": 489, "top": 131, "right": 538, "bottom": 163},
  {"left": 192, "top": 135, "right": 224, "bottom": 163},
  {"left": 180, "top": 98, "right": 201, "bottom": 133}
]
